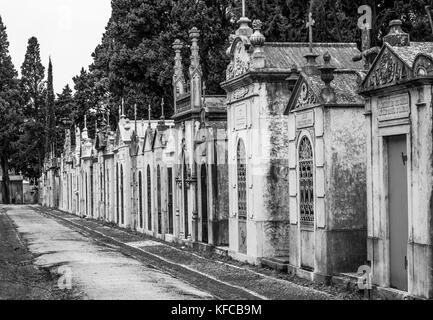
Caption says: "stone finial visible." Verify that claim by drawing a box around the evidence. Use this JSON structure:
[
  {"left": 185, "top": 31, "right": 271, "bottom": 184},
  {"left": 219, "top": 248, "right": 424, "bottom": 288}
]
[
  {"left": 383, "top": 19, "right": 410, "bottom": 46},
  {"left": 318, "top": 51, "right": 336, "bottom": 104},
  {"left": 250, "top": 19, "right": 266, "bottom": 69},
  {"left": 250, "top": 20, "right": 265, "bottom": 47}
]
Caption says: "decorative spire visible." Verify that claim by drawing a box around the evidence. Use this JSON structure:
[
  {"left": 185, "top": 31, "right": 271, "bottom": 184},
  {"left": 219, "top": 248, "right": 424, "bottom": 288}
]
[
  {"left": 84, "top": 114, "right": 87, "bottom": 129},
  {"left": 121, "top": 98, "right": 126, "bottom": 119},
  {"left": 173, "top": 39, "right": 185, "bottom": 99},
  {"left": 148, "top": 103, "right": 151, "bottom": 124},
  {"left": 318, "top": 51, "right": 336, "bottom": 104},
  {"left": 189, "top": 27, "right": 202, "bottom": 109},
  {"left": 189, "top": 27, "right": 201, "bottom": 70}
]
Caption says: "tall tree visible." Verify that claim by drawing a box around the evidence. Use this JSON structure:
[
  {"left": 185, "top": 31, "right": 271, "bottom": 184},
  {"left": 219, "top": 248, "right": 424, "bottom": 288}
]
[
  {"left": 17, "top": 36, "right": 46, "bottom": 179},
  {"left": 54, "top": 84, "right": 75, "bottom": 148},
  {"left": 0, "top": 15, "right": 21, "bottom": 204},
  {"left": 46, "top": 57, "right": 55, "bottom": 152}
]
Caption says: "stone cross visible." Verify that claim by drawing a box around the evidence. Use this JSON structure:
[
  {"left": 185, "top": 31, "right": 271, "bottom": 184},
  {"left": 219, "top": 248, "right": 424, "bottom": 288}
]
[
  {"left": 106, "top": 110, "right": 110, "bottom": 134},
  {"left": 202, "top": 81, "right": 206, "bottom": 106},
  {"left": 134, "top": 104, "right": 137, "bottom": 132},
  {"left": 242, "top": 0, "right": 246, "bottom": 17},
  {"left": 306, "top": 12, "right": 315, "bottom": 53},
  {"left": 161, "top": 98, "right": 165, "bottom": 119}
]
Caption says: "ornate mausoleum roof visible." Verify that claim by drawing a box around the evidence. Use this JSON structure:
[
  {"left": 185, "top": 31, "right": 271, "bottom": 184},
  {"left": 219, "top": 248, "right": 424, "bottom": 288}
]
[
  {"left": 360, "top": 20, "right": 433, "bottom": 94},
  {"left": 262, "top": 43, "right": 364, "bottom": 72}
]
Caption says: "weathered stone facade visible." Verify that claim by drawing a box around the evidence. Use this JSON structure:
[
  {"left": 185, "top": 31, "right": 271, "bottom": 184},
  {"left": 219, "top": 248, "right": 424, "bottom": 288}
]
[
  {"left": 38, "top": 13, "right": 433, "bottom": 299},
  {"left": 360, "top": 20, "right": 433, "bottom": 298}
]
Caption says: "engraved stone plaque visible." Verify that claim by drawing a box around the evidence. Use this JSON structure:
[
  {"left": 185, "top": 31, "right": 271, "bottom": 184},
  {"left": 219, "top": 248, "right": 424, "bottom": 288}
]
[
  {"left": 378, "top": 93, "right": 410, "bottom": 121},
  {"left": 234, "top": 103, "right": 247, "bottom": 130},
  {"left": 296, "top": 110, "right": 314, "bottom": 129}
]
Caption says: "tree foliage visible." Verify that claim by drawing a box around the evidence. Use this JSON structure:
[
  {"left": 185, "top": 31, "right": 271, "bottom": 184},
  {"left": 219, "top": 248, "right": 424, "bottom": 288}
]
[
  {"left": 16, "top": 37, "right": 46, "bottom": 179},
  {"left": 0, "top": 15, "right": 22, "bottom": 203}
]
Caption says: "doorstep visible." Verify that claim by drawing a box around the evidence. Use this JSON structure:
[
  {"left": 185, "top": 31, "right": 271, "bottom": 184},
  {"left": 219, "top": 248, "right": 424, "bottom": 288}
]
[{"left": 260, "top": 257, "right": 291, "bottom": 272}]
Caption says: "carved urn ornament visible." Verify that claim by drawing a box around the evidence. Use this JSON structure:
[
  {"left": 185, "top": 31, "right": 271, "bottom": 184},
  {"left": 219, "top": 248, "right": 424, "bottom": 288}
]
[
  {"left": 250, "top": 20, "right": 265, "bottom": 47},
  {"left": 318, "top": 51, "right": 336, "bottom": 104}
]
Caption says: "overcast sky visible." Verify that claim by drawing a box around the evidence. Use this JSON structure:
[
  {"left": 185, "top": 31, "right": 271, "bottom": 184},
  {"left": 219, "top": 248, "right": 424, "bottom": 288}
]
[{"left": 0, "top": 0, "right": 111, "bottom": 93}]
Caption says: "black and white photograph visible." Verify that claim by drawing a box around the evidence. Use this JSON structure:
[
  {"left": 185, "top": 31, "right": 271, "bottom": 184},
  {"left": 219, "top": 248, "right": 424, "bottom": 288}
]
[{"left": 1, "top": 0, "right": 433, "bottom": 310}]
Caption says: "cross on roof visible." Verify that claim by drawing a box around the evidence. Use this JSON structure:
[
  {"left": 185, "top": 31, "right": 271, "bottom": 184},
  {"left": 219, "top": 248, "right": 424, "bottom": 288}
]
[
  {"left": 306, "top": 12, "right": 315, "bottom": 53},
  {"left": 161, "top": 98, "right": 165, "bottom": 119}
]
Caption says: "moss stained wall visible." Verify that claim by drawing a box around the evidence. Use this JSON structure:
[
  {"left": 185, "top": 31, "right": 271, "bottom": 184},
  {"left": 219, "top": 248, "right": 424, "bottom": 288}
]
[{"left": 262, "top": 82, "right": 292, "bottom": 256}]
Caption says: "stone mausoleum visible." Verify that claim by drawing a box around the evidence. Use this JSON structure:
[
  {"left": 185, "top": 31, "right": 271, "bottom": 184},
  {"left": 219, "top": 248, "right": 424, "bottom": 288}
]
[{"left": 360, "top": 20, "right": 433, "bottom": 299}]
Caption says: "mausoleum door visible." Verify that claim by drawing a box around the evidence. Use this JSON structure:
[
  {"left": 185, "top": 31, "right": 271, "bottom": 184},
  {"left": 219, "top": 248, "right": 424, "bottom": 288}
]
[
  {"left": 387, "top": 135, "right": 408, "bottom": 291},
  {"left": 299, "top": 136, "right": 315, "bottom": 271},
  {"left": 200, "top": 164, "right": 209, "bottom": 244},
  {"left": 237, "top": 140, "right": 247, "bottom": 254},
  {"left": 183, "top": 159, "right": 189, "bottom": 239}
]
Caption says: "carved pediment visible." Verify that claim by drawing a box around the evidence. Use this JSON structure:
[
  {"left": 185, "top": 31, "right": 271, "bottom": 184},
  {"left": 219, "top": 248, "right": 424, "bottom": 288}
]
[
  {"left": 361, "top": 46, "right": 411, "bottom": 91},
  {"left": 285, "top": 76, "right": 318, "bottom": 114},
  {"left": 226, "top": 38, "right": 252, "bottom": 80}
]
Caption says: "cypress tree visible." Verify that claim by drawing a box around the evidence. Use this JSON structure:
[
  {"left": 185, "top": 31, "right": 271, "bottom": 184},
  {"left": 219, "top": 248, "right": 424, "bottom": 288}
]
[
  {"left": 0, "top": 15, "right": 21, "bottom": 204},
  {"left": 17, "top": 36, "right": 46, "bottom": 179},
  {"left": 45, "top": 57, "right": 55, "bottom": 153}
]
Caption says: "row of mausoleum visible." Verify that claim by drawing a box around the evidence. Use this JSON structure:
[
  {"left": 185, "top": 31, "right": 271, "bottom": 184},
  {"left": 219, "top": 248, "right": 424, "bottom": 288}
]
[{"left": 40, "top": 15, "right": 433, "bottom": 299}]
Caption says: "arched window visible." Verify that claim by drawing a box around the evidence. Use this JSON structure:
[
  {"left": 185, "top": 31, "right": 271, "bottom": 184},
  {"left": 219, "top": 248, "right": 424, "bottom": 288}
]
[
  {"left": 299, "top": 136, "right": 314, "bottom": 225},
  {"left": 237, "top": 140, "right": 247, "bottom": 219},
  {"left": 139, "top": 171, "right": 143, "bottom": 229},
  {"left": 157, "top": 165, "right": 162, "bottom": 234},
  {"left": 116, "top": 164, "right": 119, "bottom": 223},
  {"left": 120, "top": 165, "right": 124, "bottom": 224},
  {"left": 147, "top": 165, "right": 152, "bottom": 231}
]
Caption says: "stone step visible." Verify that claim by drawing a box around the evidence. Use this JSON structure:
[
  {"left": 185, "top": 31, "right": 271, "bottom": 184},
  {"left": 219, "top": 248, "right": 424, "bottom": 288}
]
[{"left": 260, "top": 256, "right": 291, "bottom": 272}]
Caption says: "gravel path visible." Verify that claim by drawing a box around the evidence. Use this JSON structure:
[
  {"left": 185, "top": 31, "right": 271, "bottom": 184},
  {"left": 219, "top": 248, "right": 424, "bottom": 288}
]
[
  {"left": 30, "top": 206, "right": 345, "bottom": 300},
  {"left": 2, "top": 205, "right": 212, "bottom": 300}
]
